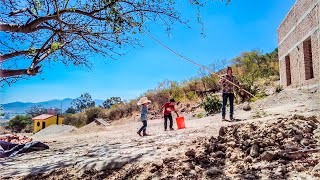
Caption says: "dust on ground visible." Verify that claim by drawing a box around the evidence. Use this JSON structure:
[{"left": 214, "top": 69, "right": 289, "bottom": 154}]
[{"left": 1, "top": 85, "right": 319, "bottom": 179}]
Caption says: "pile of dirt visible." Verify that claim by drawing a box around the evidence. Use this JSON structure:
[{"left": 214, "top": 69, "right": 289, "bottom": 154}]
[
  {"left": 0, "top": 134, "right": 32, "bottom": 144},
  {"left": 32, "top": 124, "right": 76, "bottom": 139},
  {"left": 102, "top": 115, "right": 320, "bottom": 179},
  {"left": 68, "top": 119, "right": 109, "bottom": 135}
]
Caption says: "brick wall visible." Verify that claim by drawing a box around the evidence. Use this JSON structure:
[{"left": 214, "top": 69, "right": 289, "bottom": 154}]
[{"left": 278, "top": 0, "right": 320, "bottom": 88}]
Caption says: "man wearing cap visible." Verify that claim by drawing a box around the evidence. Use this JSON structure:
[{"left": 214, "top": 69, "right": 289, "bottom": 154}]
[{"left": 219, "top": 66, "right": 240, "bottom": 121}]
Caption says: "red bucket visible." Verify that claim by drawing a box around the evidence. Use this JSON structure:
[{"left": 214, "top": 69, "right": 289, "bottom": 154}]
[{"left": 176, "top": 116, "right": 186, "bottom": 129}]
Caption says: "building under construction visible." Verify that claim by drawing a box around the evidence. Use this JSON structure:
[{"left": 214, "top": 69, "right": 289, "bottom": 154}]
[{"left": 278, "top": 0, "right": 320, "bottom": 87}]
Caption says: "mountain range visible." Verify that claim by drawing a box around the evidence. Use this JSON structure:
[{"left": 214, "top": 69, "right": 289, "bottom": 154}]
[{"left": 1, "top": 98, "right": 104, "bottom": 113}]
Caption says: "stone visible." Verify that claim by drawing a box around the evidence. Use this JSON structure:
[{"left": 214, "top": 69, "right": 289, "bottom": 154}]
[
  {"left": 202, "top": 167, "right": 222, "bottom": 178},
  {"left": 261, "top": 151, "right": 275, "bottom": 161},
  {"left": 215, "top": 151, "right": 225, "bottom": 158},
  {"left": 300, "top": 138, "right": 312, "bottom": 146},
  {"left": 152, "top": 160, "right": 163, "bottom": 168},
  {"left": 242, "top": 101, "right": 251, "bottom": 111},
  {"left": 185, "top": 149, "right": 196, "bottom": 158},
  {"left": 294, "top": 135, "right": 303, "bottom": 142},
  {"left": 250, "top": 144, "right": 259, "bottom": 158},
  {"left": 312, "top": 162, "right": 320, "bottom": 177},
  {"left": 195, "top": 165, "right": 203, "bottom": 173},
  {"left": 244, "top": 156, "right": 253, "bottom": 163},
  {"left": 219, "top": 126, "right": 227, "bottom": 136},
  {"left": 230, "top": 155, "right": 238, "bottom": 163}
]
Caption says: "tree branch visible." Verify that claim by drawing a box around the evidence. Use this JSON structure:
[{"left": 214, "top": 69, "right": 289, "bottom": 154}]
[
  {"left": 0, "top": 66, "right": 41, "bottom": 78},
  {"left": 0, "top": 49, "right": 37, "bottom": 62}
]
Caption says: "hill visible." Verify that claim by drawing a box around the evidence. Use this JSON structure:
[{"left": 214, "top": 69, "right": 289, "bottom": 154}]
[{"left": 1, "top": 99, "right": 103, "bottom": 114}]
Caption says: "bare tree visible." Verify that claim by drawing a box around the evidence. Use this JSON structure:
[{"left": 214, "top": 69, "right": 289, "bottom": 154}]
[{"left": 0, "top": 0, "right": 229, "bottom": 86}]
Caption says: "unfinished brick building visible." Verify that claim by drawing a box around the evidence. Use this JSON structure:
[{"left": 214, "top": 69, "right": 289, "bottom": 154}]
[{"left": 278, "top": 0, "right": 320, "bottom": 88}]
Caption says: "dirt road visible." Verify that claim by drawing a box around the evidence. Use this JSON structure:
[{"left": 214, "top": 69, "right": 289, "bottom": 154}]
[{"left": 1, "top": 86, "right": 319, "bottom": 179}]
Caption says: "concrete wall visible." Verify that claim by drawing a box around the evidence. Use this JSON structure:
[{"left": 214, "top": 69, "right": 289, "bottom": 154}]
[{"left": 278, "top": 0, "right": 320, "bottom": 88}]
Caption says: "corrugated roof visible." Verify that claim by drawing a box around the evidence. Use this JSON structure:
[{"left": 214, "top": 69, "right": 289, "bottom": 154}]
[{"left": 32, "top": 114, "right": 54, "bottom": 120}]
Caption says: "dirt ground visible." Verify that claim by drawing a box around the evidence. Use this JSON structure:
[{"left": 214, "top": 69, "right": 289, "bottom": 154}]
[{"left": 1, "top": 85, "right": 319, "bottom": 179}]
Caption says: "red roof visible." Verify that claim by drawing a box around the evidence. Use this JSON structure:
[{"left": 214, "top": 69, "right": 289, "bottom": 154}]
[{"left": 32, "top": 114, "right": 54, "bottom": 120}]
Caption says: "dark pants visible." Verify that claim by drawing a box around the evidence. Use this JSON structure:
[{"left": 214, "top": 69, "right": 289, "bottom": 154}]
[
  {"left": 222, "top": 93, "right": 234, "bottom": 119},
  {"left": 164, "top": 114, "right": 173, "bottom": 130},
  {"left": 138, "top": 120, "right": 147, "bottom": 133}
]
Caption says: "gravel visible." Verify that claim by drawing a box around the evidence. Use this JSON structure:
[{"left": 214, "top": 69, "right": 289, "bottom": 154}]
[{"left": 32, "top": 124, "right": 76, "bottom": 139}]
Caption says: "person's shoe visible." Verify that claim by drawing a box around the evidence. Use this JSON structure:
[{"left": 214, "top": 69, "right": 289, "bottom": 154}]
[
  {"left": 137, "top": 131, "right": 142, "bottom": 136},
  {"left": 222, "top": 117, "right": 226, "bottom": 121},
  {"left": 164, "top": 129, "right": 167, "bottom": 131},
  {"left": 143, "top": 133, "right": 151, "bottom": 136},
  {"left": 170, "top": 128, "right": 174, "bottom": 131},
  {"left": 230, "top": 117, "right": 234, "bottom": 121}
]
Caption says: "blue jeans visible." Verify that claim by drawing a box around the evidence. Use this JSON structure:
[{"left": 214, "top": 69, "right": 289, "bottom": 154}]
[
  {"left": 138, "top": 120, "right": 147, "bottom": 133},
  {"left": 222, "top": 93, "right": 234, "bottom": 119}
]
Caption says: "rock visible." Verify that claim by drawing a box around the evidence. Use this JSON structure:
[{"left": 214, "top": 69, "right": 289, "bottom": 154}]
[
  {"left": 261, "top": 151, "right": 275, "bottom": 161},
  {"left": 215, "top": 151, "right": 225, "bottom": 158},
  {"left": 230, "top": 155, "right": 237, "bottom": 163},
  {"left": 185, "top": 149, "right": 196, "bottom": 158},
  {"left": 244, "top": 156, "right": 253, "bottom": 163},
  {"left": 275, "top": 166, "right": 287, "bottom": 176},
  {"left": 242, "top": 101, "right": 251, "bottom": 111},
  {"left": 152, "top": 160, "right": 163, "bottom": 168},
  {"left": 219, "top": 126, "right": 227, "bottom": 136},
  {"left": 300, "top": 138, "right": 312, "bottom": 146},
  {"left": 312, "top": 162, "right": 320, "bottom": 177},
  {"left": 250, "top": 144, "right": 259, "bottom": 158},
  {"left": 150, "top": 167, "right": 158, "bottom": 173},
  {"left": 244, "top": 174, "right": 256, "bottom": 179},
  {"left": 195, "top": 165, "right": 203, "bottom": 173},
  {"left": 294, "top": 135, "right": 303, "bottom": 142},
  {"left": 296, "top": 164, "right": 306, "bottom": 172},
  {"left": 202, "top": 167, "right": 222, "bottom": 178},
  {"left": 168, "top": 147, "right": 172, "bottom": 151},
  {"left": 302, "top": 124, "right": 313, "bottom": 133}
]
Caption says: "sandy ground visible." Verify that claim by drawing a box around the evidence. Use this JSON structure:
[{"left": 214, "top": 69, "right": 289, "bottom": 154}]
[{"left": 1, "top": 85, "right": 319, "bottom": 179}]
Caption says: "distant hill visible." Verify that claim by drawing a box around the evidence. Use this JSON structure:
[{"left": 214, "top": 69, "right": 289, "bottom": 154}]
[{"left": 1, "top": 99, "right": 104, "bottom": 113}]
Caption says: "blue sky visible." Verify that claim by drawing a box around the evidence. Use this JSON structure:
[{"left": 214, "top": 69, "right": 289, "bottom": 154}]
[{"left": 1, "top": 0, "right": 295, "bottom": 104}]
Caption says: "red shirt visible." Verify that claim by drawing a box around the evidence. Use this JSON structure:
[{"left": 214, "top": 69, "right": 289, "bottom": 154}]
[{"left": 163, "top": 102, "right": 175, "bottom": 115}]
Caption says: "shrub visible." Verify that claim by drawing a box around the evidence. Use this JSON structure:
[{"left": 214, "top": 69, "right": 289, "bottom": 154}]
[
  {"left": 63, "top": 113, "right": 87, "bottom": 127},
  {"left": 186, "top": 92, "right": 198, "bottom": 101},
  {"left": 196, "top": 113, "right": 204, "bottom": 119},
  {"left": 8, "top": 115, "right": 32, "bottom": 132},
  {"left": 201, "top": 95, "right": 222, "bottom": 115},
  {"left": 85, "top": 107, "right": 103, "bottom": 124}
]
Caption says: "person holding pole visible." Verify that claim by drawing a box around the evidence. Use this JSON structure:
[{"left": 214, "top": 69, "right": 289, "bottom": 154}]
[{"left": 219, "top": 66, "right": 240, "bottom": 121}]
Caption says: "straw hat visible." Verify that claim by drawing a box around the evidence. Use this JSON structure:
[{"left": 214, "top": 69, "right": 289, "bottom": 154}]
[{"left": 137, "top": 97, "right": 151, "bottom": 105}]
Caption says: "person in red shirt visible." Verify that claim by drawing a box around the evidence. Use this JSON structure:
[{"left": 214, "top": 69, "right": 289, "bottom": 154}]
[{"left": 160, "top": 99, "right": 179, "bottom": 131}]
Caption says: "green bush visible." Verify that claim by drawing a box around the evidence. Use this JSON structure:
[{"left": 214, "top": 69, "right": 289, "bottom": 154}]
[
  {"left": 8, "top": 115, "right": 32, "bottom": 132},
  {"left": 201, "top": 95, "right": 222, "bottom": 115},
  {"left": 196, "top": 113, "right": 204, "bottom": 119}
]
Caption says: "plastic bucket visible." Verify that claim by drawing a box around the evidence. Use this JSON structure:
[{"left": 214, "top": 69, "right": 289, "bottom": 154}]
[{"left": 176, "top": 116, "right": 186, "bottom": 129}]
